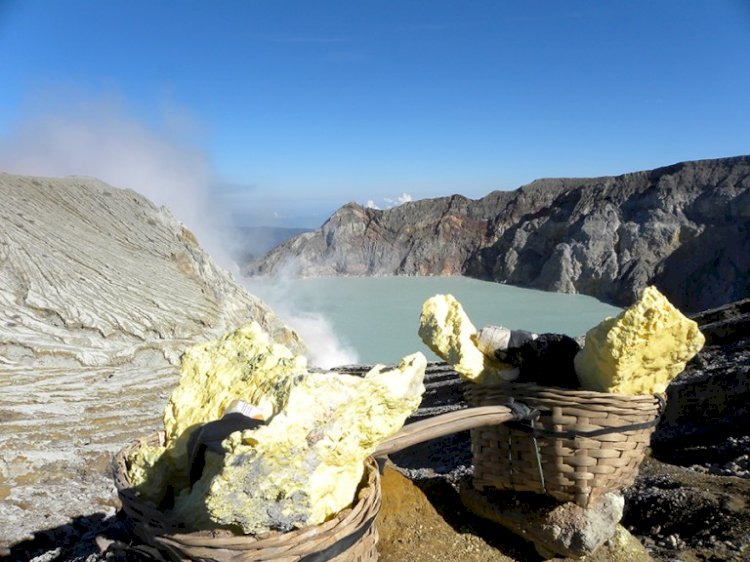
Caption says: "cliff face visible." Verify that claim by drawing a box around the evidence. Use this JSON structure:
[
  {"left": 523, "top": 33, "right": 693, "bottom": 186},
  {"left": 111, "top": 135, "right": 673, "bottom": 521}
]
[
  {"left": 247, "top": 156, "right": 750, "bottom": 312},
  {"left": 0, "top": 173, "right": 300, "bottom": 548}
]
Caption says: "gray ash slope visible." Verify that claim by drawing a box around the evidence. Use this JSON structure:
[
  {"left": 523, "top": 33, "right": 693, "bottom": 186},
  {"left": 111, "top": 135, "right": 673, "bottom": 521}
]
[{"left": 247, "top": 155, "right": 750, "bottom": 313}]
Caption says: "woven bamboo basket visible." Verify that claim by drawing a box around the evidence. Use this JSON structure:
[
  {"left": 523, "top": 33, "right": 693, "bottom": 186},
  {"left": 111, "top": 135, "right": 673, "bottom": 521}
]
[
  {"left": 464, "top": 382, "right": 664, "bottom": 507},
  {"left": 113, "top": 433, "right": 381, "bottom": 562}
]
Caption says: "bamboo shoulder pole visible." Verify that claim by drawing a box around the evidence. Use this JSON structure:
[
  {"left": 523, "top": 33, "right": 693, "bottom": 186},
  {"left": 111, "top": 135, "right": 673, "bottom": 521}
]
[{"left": 374, "top": 406, "right": 514, "bottom": 457}]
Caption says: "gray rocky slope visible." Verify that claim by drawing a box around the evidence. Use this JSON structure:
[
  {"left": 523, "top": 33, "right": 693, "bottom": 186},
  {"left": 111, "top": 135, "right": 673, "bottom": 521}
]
[
  {"left": 0, "top": 173, "right": 301, "bottom": 549},
  {"left": 247, "top": 155, "right": 750, "bottom": 313}
]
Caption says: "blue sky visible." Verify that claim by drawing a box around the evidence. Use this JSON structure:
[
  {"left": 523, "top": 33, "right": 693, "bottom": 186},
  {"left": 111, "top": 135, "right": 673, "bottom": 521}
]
[{"left": 1, "top": 1, "right": 749, "bottom": 229}]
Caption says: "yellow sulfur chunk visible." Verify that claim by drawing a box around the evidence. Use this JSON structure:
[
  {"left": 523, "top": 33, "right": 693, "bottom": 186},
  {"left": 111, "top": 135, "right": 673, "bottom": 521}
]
[
  {"left": 128, "top": 322, "right": 425, "bottom": 534},
  {"left": 170, "top": 450, "right": 225, "bottom": 530},
  {"left": 574, "top": 286, "right": 705, "bottom": 395},
  {"left": 418, "top": 294, "right": 515, "bottom": 384},
  {"left": 162, "top": 322, "right": 307, "bottom": 479},
  {"left": 126, "top": 443, "right": 170, "bottom": 505},
  {"left": 182, "top": 352, "right": 428, "bottom": 534}
]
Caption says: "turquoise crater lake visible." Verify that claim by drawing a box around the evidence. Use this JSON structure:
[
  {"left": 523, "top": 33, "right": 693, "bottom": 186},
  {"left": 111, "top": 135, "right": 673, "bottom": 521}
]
[{"left": 242, "top": 276, "right": 622, "bottom": 367}]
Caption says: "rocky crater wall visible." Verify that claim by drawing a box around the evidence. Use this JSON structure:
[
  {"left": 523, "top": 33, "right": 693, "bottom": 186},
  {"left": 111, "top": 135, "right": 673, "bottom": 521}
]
[{"left": 247, "top": 156, "right": 750, "bottom": 312}]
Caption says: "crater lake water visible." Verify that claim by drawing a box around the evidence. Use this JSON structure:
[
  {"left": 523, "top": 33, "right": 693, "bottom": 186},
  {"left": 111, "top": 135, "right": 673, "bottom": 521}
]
[{"left": 242, "top": 276, "right": 622, "bottom": 368}]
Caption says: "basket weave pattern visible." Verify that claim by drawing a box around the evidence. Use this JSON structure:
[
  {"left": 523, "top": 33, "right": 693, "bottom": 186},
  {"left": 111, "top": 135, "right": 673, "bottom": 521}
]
[
  {"left": 113, "top": 433, "right": 381, "bottom": 562},
  {"left": 464, "top": 383, "right": 663, "bottom": 507}
]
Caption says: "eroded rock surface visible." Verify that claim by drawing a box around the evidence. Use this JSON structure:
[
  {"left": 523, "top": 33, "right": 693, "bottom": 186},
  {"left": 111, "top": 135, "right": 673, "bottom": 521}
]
[
  {"left": 247, "top": 155, "right": 750, "bottom": 312},
  {"left": 0, "top": 173, "right": 300, "bottom": 549}
]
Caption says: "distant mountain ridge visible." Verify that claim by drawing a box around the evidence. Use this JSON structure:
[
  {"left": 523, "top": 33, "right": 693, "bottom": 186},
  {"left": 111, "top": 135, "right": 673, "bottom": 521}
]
[{"left": 245, "top": 156, "right": 750, "bottom": 312}]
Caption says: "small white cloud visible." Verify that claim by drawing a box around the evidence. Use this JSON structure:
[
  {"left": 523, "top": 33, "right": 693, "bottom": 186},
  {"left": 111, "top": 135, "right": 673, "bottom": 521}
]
[
  {"left": 383, "top": 193, "right": 413, "bottom": 208},
  {"left": 364, "top": 199, "right": 380, "bottom": 210},
  {"left": 397, "top": 192, "right": 412, "bottom": 205},
  {"left": 273, "top": 211, "right": 280, "bottom": 218}
]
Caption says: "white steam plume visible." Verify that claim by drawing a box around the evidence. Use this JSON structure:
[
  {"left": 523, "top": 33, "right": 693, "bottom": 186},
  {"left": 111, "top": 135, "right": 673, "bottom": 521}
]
[
  {"left": 0, "top": 96, "right": 234, "bottom": 267},
  {"left": 366, "top": 192, "right": 413, "bottom": 210},
  {"left": 242, "top": 261, "right": 360, "bottom": 369},
  {"left": 276, "top": 310, "right": 359, "bottom": 369},
  {"left": 0, "top": 93, "right": 359, "bottom": 368},
  {"left": 392, "top": 192, "right": 413, "bottom": 205}
]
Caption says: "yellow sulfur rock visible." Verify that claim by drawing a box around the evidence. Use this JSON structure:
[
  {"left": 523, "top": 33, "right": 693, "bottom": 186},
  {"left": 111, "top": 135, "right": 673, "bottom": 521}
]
[
  {"left": 173, "top": 352, "right": 427, "bottom": 534},
  {"left": 162, "top": 322, "right": 308, "bottom": 479},
  {"left": 128, "top": 322, "right": 307, "bottom": 500},
  {"left": 418, "top": 294, "right": 515, "bottom": 384},
  {"left": 126, "top": 443, "right": 170, "bottom": 505},
  {"left": 574, "top": 286, "right": 705, "bottom": 395},
  {"left": 128, "top": 322, "right": 426, "bottom": 534}
]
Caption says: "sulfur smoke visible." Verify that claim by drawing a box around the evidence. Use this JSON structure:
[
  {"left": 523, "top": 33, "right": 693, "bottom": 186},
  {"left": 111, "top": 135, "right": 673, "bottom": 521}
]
[{"left": 242, "top": 260, "right": 360, "bottom": 368}]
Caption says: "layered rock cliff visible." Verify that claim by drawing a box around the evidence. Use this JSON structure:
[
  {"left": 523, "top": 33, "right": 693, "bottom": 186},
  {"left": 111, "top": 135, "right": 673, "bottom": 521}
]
[
  {"left": 247, "top": 156, "right": 750, "bottom": 312},
  {"left": 0, "top": 173, "right": 301, "bottom": 548}
]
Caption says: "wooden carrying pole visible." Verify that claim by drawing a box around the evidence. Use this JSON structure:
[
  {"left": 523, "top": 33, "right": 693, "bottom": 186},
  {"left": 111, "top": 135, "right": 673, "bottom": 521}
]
[{"left": 373, "top": 405, "right": 515, "bottom": 456}]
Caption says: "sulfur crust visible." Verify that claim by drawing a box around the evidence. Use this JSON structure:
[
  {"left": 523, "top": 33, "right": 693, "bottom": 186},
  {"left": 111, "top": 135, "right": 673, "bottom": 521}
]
[
  {"left": 200, "top": 352, "right": 427, "bottom": 534},
  {"left": 168, "top": 353, "right": 427, "bottom": 533},
  {"left": 126, "top": 443, "right": 170, "bottom": 504},
  {"left": 418, "top": 294, "right": 513, "bottom": 384},
  {"left": 162, "top": 322, "right": 307, "bottom": 478},
  {"left": 128, "top": 321, "right": 426, "bottom": 534},
  {"left": 128, "top": 322, "right": 308, "bottom": 507},
  {"left": 574, "top": 286, "right": 705, "bottom": 395},
  {"left": 169, "top": 450, "right": 225, "bottom": 529}
]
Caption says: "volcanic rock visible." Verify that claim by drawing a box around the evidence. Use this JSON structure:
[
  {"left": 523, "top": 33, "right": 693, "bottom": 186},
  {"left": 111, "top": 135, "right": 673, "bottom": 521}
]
[
  {"left": 496, "top": 333, "right": 581, "bottom": 388},
  {"left": 460, "top": 485, "right": 626, "bottom": 558},
  {"left": 247, "top": 155, "right": 750, "bottom": 313},
  {"left": 654, "top": 297, "right": 750, "bottom": 446}
]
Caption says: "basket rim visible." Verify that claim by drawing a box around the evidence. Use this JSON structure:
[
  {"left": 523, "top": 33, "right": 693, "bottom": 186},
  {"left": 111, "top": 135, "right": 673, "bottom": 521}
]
[
  {"left": 464, "top": 380, "right": 665, "bottom": 401},
  {"left": 463, "top": 381, "right": 666, "bottom": 417},
  {"left": 113, "top": 432, "right": 381, "bottom": 553}
]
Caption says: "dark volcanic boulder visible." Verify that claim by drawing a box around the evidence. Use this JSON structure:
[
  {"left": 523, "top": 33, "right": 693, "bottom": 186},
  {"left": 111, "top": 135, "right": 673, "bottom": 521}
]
[
  {"left": 653, "top": 298, "right": 750, "bottom": 448},
  {"left": 499, "top": 333, "right": 581, "bottom": 389}
]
